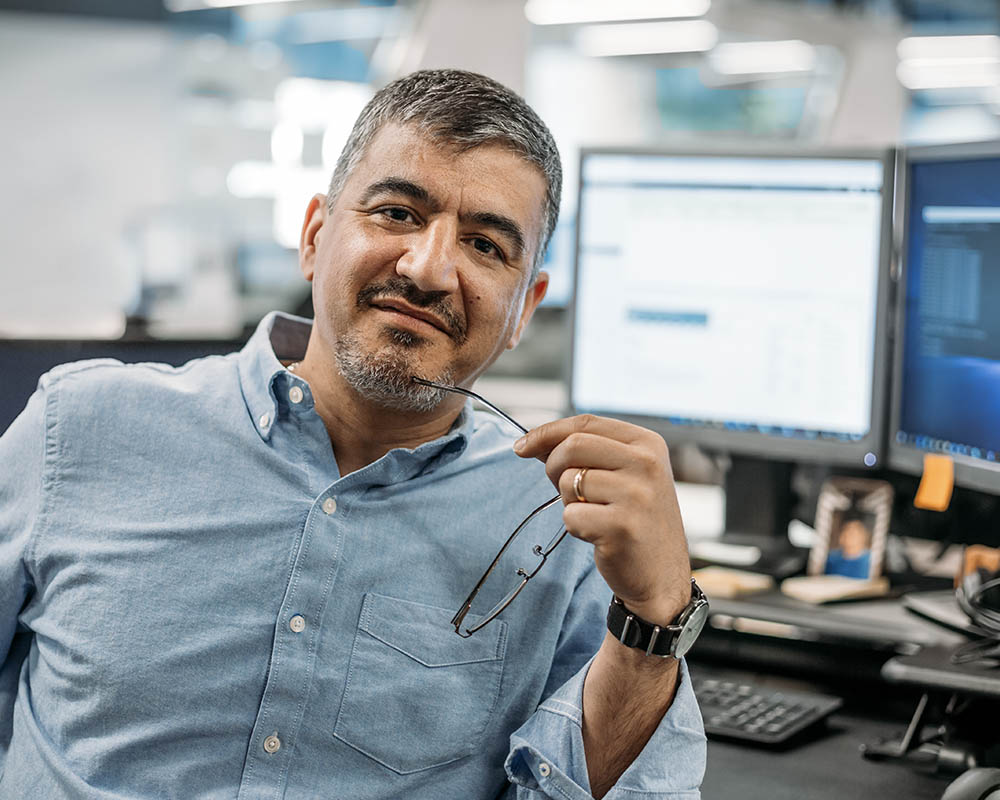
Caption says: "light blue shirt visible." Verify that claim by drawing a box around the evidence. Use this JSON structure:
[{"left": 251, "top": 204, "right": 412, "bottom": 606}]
[
  {"left": 824, "top": 550, "right": 872, "bottom": 580},
  {"left": 0, "top": 312, "right": 705, "bottom": 799}
]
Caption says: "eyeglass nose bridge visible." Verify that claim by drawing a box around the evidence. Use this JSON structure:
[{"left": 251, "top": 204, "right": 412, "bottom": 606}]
[{"left": 450, "top": 602, "right": 475, "bottom": 639}]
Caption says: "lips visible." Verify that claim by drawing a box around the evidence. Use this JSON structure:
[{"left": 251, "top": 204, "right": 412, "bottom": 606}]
[{"left": 371, "top": 299, "right": 452, "bottom": 337}]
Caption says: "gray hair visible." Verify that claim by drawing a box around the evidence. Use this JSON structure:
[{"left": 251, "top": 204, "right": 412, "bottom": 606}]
[{"left": 326, "top": 69, "right": 562, "bottom": 279}]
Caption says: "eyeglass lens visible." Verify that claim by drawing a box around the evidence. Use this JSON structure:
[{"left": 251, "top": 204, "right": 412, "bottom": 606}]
[{"left": 411, "top": 377, "right": 567, "bottom": 637}]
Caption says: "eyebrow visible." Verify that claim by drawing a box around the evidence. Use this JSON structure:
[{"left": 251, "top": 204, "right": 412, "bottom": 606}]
[
  {"left": 359, "top": 176, "right": 528, "bottom": 262},
  {"left": 358, "top": 177, "right": 432, "bottom": 206}
]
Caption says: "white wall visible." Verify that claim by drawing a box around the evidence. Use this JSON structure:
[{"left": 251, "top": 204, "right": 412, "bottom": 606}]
[{"left": 0, "top": 13, "right": 180, "bottom": 336}]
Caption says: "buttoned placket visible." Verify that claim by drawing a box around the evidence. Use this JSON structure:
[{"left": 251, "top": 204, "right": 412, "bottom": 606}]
[
  {"left": 237, "top": 376, "right": 351, "bottom": 800},
  {"left": 235, "top": 366, "right": 472, "bottom": 798}
]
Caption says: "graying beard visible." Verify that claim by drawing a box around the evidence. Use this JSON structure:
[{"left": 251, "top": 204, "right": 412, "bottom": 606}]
[{"left": 335, "top": 333, "right": 453, "bottom": 412}]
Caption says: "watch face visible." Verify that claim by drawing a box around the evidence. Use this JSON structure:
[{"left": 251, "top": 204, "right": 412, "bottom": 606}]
[{"left": 673, "top": 601, "right": 709, "bottom": 658}]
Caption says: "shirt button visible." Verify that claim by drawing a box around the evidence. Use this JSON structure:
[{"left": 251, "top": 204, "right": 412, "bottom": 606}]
[
  {"left": 289, "top": 386, "right": 303, "bottom": 404},
  {"left": 263, "top": 734, "right": 281, "bottom": 754},
  {"left": 322, "top": 497, "right": 337, "bottom": 515},
  {"left": 538, "top": 762, "right": 551, "bottom": 777},
  {"left": 289, "top": 615, "right": 306, "bottom": 633},
  {"left": 258, "top": 413, "right": 270, "bottom": 429}
]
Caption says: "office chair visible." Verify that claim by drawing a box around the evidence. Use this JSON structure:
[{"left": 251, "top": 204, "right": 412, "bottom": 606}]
[{"left": 942, "top": 768, "right": 1000, "bottom": 800}]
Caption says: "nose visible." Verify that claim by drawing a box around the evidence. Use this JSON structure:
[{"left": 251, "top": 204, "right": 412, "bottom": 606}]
[{"left": 394, "top": 219, "right": 460, "bottom": 294}]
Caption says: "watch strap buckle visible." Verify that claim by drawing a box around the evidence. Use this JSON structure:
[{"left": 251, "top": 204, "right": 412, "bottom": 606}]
[{"left": 644, "top": 625, "right": 662, "bottom": 657}]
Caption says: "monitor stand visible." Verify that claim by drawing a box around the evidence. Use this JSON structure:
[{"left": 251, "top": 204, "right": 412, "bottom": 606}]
[{"left": 712, "top": 455, "right": 807, "bottom": 579}]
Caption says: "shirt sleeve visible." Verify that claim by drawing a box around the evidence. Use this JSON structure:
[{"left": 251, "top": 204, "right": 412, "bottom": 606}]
[
  {"left": 0, "top": 380, "right": 49, "bottom": 760},
  {"left": 503, "top": 564, "right": 707, "bottom": 800}
]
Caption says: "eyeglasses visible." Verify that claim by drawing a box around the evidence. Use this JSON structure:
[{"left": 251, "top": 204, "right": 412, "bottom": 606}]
[{"left": 413, "top": 377, "right": 568, "bottom": 638}]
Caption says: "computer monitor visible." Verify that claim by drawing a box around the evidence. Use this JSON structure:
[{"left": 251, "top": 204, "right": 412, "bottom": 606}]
[
  {"left": 889, "top": 141, "right": 1000, "bottom": 497},
  {"left": 570, "top": 147, "right": 895, "bottom": 563}
]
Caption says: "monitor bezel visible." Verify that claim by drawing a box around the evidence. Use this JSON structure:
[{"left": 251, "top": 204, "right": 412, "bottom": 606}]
[
  {"left": 888, "top": 139, "right": 1000, "bottom": 495},
  {"left": 568, "top": 144, "right": 897, "bottom": 469}
]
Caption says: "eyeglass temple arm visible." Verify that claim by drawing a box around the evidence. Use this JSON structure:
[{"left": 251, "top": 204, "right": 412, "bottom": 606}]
[{"left": 411, "top": 377, "right": 528, "bottom": 435}]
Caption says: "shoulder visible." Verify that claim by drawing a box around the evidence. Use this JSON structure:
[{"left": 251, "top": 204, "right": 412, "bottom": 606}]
[
  {"left": 40, "top": 353, "right": 241, "bottom": 437},
  {"left": 44, "top": 352, "right": 235, "bottom": 396}
]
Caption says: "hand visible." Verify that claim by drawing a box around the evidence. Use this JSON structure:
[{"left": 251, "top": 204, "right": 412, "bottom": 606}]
[{"left": 514, "top": 414, "right": 691, "bottom": 626}]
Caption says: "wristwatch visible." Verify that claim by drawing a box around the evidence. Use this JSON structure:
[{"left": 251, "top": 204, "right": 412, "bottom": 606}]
[{"left": 606, "top": 579, "right": 709, "bottom": 658}]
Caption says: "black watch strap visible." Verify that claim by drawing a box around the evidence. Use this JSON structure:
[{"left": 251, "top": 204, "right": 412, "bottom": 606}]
[{"left": 606, "top": 579, "right": 707, "bottom": 658}]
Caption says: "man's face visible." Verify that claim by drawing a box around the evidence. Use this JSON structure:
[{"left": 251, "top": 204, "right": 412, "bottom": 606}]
[
  {"left": 839, "top": 520, "right": 870, "bottom": 558},
  {"left": 299, "top": 123, "right": 549, "bottom": 408}
]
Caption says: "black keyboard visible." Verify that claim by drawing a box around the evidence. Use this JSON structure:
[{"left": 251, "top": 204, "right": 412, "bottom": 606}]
[{"left": 694, "top": 677, "right": 843, "bottom": 745}]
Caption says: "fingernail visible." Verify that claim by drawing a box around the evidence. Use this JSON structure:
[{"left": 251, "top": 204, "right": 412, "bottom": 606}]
[{"left": 513, "top": 436, "right": 527, "bottom": 453}]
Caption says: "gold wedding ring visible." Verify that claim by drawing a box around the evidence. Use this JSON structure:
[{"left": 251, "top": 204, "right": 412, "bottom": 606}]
[{"left": 573, "top": 467, "right": 589, "bottom": 503}]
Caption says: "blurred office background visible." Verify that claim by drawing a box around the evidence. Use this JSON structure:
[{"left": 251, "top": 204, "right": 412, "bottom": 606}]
[{"left": 1, "top": 0, "right": 999, "bottom": 381}]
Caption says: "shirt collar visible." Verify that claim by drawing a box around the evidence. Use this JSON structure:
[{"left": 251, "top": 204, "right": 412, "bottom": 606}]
[
  {"left": 238, "top": 311, "right": 311, "bottom": 441},
  {"left": 236, "top": 312, "right": 473, "bottom": 470},
  {"left": 390, "top": 402, "right": 473, "bottom": 479}
]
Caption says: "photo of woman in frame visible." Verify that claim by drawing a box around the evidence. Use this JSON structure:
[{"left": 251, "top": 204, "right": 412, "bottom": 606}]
[{"left": 807, "top": 477, "right": 893, "bottom": 580}]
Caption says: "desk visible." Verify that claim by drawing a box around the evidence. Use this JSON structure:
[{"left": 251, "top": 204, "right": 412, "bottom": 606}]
[
  {"left": 689, "top": 594, "right": 989, "bottom": 800},
  {"left": 703, "top": 707, "right": 952, "bottom": 799}
]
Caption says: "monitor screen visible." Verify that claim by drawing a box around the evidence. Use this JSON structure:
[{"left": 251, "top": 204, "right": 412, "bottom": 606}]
[
  {"left": 889, "top": 142, "right": 1000, "bottom": 496},
  {"left": 570, "top": 148, "right": 894, "bottom": 469}
]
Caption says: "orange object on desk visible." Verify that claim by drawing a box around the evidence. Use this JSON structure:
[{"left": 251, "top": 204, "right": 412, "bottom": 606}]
[
  {"left": 958, "top": 544, "right": 1000, "bottom": 587},
  {"left": 913, "top": 453, "right": 955, "bottom": 512}
]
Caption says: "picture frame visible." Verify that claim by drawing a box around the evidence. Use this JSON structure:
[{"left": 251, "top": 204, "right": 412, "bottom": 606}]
[{"left": 807, "top": 477, "right": 894, "bottom": 580}]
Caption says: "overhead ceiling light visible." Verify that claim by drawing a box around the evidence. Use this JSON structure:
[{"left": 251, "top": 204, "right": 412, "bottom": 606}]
[
  {"left": 289, "top": 7, "right": 399, "bottom": 44},
  {"left": 709, "top": 40, "right": 816, "bottom": 75},
  {"left": 897, "top": 61, "right": 1000, "bottom": 90},
  {"left": 575, "top": 20, "right": 718, "bottom": 58},
  {"left": 896, "top": 35, "right": 1000, "bottom": 91},
  {"left": 271, "top": 122, "right": 304, "bottom": 166},
  {"left": 274, "top": 78, "right": 373, "bottom": 133},
  {"left": 897, "top": 34, "right": 1000, "bottom": 62},
  {"left": 525, "top": 0, "right": 710, "bottom": 26},
  {"left": 167, "top": 0, "right": 300, "bottom": 9}
]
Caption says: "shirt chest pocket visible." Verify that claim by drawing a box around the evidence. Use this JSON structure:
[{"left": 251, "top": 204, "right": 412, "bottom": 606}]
[{"left": 334, "top": 592, "right": 508, "bottom": 774}]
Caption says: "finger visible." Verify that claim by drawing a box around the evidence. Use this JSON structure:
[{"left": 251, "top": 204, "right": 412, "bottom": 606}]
[
  {"left": 559, "top": 464, "right": 671, "bottom": 516},
  {"left": 557, "top": 466, "right": 625, "bottom": 507},
  {"left": 542, "top": 433, "right": 637, "bottom": 488},
  {"left": 563, "top": 502, "right": 684, "bottom": 556},
  {"left": 561, "top": 501, "right": 625, "bottom": 545},
  {"left": 513, "top": 414, "right": 648, "bottom": 460},
  {"left": 546, "top": 433, "right": 669, "bottom": 496}
]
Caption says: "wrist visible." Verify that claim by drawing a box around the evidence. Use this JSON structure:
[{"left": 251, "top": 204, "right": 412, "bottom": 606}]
[
  {"left": 601, "top": 630, "right": 682, "bottom": 674},
  {"left": 606, "top": 579, "right": 709, "bottom": 660},
  {"left": 617, "top": 584, "right": 692, "bottom": 628}
]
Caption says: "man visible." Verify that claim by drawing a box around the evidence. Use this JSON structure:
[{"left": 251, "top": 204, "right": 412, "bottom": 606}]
[{"left": 0, "top": 69, "right": 705, "bottom": 799}]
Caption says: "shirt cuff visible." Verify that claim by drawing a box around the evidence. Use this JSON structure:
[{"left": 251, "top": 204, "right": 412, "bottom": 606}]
[{"left": 505, "top": 657, "right": 706, "bottom": 800}]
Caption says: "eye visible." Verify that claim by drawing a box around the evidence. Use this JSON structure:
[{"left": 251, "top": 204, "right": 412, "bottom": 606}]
[
  {"left": 376, "top": 206, "right": 417, "bottom": 224},
  {"left": 470, "top": 237, "right": 502, "bottom": 259}
]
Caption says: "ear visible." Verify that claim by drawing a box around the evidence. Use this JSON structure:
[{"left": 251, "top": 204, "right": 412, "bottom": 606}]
[
  {"left": 507, "top": 270, "right": 549, "bottom": 350},
  {"left": 299, "top": 193, "right": 327, "bottom": 282}
]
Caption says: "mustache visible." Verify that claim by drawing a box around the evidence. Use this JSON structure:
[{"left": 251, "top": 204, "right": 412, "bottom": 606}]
[{"left": 356, "top": 277, "right": 467, "bottom": 342}]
